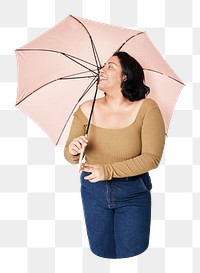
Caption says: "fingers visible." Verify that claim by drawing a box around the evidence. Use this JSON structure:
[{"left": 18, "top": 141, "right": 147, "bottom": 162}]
[
  {"left": 85, "top": 175, "right": 98, "bottom": 183},
  {"left": 69, "top": 135, "right": 88, "bottom": 155},
  {"left": 84, "top": 172, "right": 97, "bottom": 182},
  {"left": 75, "top": 136, "right": 88, "bottom": 150},
  {"left": 81, "top": 164, "right": 104, "bottom": 183},
  {"left": 80, "top": 163, "right": 94, "bottom": 181},
  {"left": 78, "top": 135, "right": 88, "bottom": 144},
  {"left": 80, "top": 163, "right": 93, "bottom": 173}
]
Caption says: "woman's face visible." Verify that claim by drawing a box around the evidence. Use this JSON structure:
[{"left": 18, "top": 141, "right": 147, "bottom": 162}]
[{"left": 98, "top": 56, "right": 124, "bottom": 93}]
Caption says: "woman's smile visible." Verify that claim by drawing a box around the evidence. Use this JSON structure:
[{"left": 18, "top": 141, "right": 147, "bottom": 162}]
[
  {"left": 98, "top": 56, "right": 123, "bottom": 93},
  {"left": 99, "top": 75, "right": 108, "bottom": 81}
]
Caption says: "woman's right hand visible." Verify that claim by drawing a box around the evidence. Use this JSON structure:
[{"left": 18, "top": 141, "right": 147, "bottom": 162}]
[{"left": 68, "top": 135, "right": 88, "bottom": 156}]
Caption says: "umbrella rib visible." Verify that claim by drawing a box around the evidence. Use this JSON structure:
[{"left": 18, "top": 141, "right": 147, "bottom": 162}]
[
  {"left": 63, "top": 53, "right": 99, "bottom": 76},
  {"left": 91, "top": 40, "right": 102, "bottom": 69},
  {"left": 16, "top": 48, "right": 99, "bottom": 75},
  {"left": 78, "top": 76, "right": 99, "bottom": 101},
  {"left": 62, "top": 68, "right": 99, "bottom": 78},
  {"left": 57, "top": 68, "right": 98, "bottom": 79},
  {"left": 60, "top": 75, "right": 96, "bottom": 80},
  {"left": 70, "top": 15, "right": 102, "bottom": 70},
  {"left": 115, "top": 32, "right": 144, "bottom": 52},
  {"left": 144, "top": 68, "right": 185, "bottom": 85},
  {"left": 115, "top": 34, "right": 184, "bottom": 86},
  {"left": 56, "top": 75, "right": 99, "bottom": 145},
  {"left": 168, "top": 75, "right": 185, "bottom": 85},
  {"left": 62, "top": 53, "right": 97, "bottom": 69},
  {"left": 16, "top": 73, "right": 95, "bottom": 106}
]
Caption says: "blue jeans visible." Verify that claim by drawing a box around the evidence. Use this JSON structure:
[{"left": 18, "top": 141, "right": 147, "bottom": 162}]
[{"left": 80, "top": 171, "right": 152, "bottom": 259}]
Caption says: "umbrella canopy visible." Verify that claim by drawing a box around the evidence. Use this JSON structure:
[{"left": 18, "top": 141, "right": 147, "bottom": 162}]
[{"left": 15, "top": 15, "right": 184, "bottom": 145}]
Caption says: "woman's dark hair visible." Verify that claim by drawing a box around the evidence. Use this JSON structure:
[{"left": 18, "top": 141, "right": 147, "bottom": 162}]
[{"left": 113, "top": 51, "right": 150, "bottom": 101}]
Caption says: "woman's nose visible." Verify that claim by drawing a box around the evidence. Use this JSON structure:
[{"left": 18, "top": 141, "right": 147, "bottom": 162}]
[{"left": 99, "top": 66, "right": 105, "bottom": 74}]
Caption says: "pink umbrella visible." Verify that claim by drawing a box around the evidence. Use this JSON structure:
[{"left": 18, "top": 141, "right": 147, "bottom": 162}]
[{"left": 15, "top": 15, "right": 184, "bottom": 145}]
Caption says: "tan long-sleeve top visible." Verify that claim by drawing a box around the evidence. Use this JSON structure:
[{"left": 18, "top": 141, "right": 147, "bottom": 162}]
[{"left": 64, "top": 98, "right": 166, "bottom": 180}]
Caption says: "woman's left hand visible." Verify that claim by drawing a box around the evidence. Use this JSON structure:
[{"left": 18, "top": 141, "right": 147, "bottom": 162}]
[{"left": 80, "top": 163, "right": 105, "bottom": 182}]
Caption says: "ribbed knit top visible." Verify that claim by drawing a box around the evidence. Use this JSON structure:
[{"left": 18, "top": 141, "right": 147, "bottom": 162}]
[{"left": 64, "top": 98, "right": 166, "bottom": 180}]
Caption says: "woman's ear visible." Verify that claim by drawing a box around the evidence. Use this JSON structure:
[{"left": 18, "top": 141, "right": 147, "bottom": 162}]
[{"left": 123, "top": 75, "right": 127, "bottom": 81}]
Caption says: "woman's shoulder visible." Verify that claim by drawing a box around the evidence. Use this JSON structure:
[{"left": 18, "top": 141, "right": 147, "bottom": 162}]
[
  {"left": 137, "top": 98, "right": 161, "bottom": 119},
  {"left": 73, "top": 100, "right": 94, "bottom": 122},
  {"left": 80, "top": 100, "right": 94, "bottom": 117},
  {"left": 79, "top": 100, "right": 93, "bottom": 115},
  {"left": 142, "top": 98, "right": 159, "bottom": 111},
  {"left": 80, "top": 98, "right": 104, "bottom": 117}
]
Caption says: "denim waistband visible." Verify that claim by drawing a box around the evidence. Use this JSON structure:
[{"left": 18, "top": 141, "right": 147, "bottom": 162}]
[{"left": 81, "top": 171, "right": 150, "bottom": 183}]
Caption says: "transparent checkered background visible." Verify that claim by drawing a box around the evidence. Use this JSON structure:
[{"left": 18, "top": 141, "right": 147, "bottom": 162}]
[{"left": 0, "top": 0, "right": 199, "bottom": 272}]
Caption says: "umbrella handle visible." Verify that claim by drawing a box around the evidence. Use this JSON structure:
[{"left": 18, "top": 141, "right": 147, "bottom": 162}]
[
  {"left": 85, "top": 81, "right": 98, "bottom": 135},
  {"left": 78, "top": 146, "right": 86, "bottom": 173},
  {"left": 78, "top": 81, "right": 98, "bottom": 173}
]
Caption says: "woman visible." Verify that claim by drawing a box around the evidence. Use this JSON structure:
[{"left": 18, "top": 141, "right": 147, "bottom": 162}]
[{"left": 64, "top": 51, "right": 165, "bottom": 259}]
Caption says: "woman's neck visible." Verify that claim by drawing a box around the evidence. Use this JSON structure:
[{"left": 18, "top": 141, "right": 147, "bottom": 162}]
[{"left": 101, "top": 94, "right": 133, "bottom": 112}]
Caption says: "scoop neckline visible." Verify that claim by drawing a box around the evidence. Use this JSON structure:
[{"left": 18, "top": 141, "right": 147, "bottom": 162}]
[{"left": 79, "top": 98, "right": 149, "bottom": 131}]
